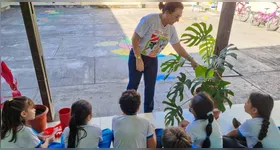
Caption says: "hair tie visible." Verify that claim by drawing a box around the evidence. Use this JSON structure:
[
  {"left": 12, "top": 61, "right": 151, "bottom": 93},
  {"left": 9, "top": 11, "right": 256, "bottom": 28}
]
[
  {"left": 207, "top": 111, "right": 213, "bottom": 116},
  {"left": 207, "top": 123, "right": 212, "bottom": 126},
  {"left": 206, "top": 136, "right": 210, "bottom": 139},
  {"left": 258, "top": 139, "right": 262, "bottom": 143},
  {"left": 8, "top": 98, "right": 13, "bottom": 102}
]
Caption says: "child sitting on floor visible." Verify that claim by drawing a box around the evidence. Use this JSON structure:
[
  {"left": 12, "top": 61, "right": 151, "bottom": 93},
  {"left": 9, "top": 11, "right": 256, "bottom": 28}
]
[
  {"left": 179, "top": 92, "right": 223, "bottom": 148},
  {"left": 161, "top": 127, "right": 192, "bottom": 148},
  {"left": 223, "top": 92, "right": 280, "bottom": 148},
  {"left": 62, "top": 100, "right": 103, "bottom": 148},
  {"left": 112, "top": 90, "right": 156, "bottom": 148},
  {"left": 1, "top": 96, "right": 54, "bottom": 148}
]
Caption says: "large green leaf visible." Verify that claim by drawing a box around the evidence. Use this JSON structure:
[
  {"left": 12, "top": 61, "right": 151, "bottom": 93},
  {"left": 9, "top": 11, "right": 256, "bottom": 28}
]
[
  {"left": 198, "top": 35, "right": 216, "bottom": 65},
  {"left": 181, "top": 22, "right": 213, "bottom": 47},
  {"left": 195, "top": 65, "right": 214, "bottom": 79},
  {"left": 160, "top": 54, "right": 185, "bottom": 80},
  {"left": 167, "top": 73, "right": 189, "bottom": 102},
  {"left": 163, "top": 99, "right": 184, "bottom": 126}
]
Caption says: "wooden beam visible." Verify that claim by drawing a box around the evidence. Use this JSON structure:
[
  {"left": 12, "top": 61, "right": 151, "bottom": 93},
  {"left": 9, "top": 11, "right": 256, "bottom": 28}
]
[
  {"left": 215, "top": 2, "right": 236, "bottom": 55},
  {"left": 20, "top": 2, "right": 54, "bottom": 122}
]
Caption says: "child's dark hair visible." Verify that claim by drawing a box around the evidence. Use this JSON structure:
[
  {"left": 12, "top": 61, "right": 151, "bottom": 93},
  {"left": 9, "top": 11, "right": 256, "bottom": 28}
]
[
  {"left": 68, "top": 100, "right": 92, "bottom": 148},
  {"left": 191, "top": 92, "right": 214, "bottom": 148},
  {"left": 119, "top": 90, "right": 141, "bottom": 115},
  {"left": 159, "top": 2, "right": 184, "bottom": 14},
  {"left": 162, "top": 127, "right": 192, "bottom": 148},
  {"left": 249, "top": 92, "right": 274, "bottom": 148},
  {"left": 1, "top": 96, "right": 35, "bottom": 142}
]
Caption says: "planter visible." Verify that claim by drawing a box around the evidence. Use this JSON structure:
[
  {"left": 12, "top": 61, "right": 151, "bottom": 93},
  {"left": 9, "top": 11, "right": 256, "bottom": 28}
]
[
  {"left": 59, "top": 108, "right": 71, "bottom": 131},
  {"left": 27, "top": 105, "right": 48, "bottom": 133}
]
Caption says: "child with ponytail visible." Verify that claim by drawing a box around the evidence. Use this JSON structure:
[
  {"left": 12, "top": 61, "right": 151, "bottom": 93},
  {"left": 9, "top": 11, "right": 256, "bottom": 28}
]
[
  {"left": 62, "top": 100, "right": 103, "bottom": 148},
  {"left": 224, "top": 92, "right": 280, "bottom": 148},
  {"left": 179, "top": 92, "right": 223, "bottom": 148},
  {"left": 1, "top": 96, "right": 54, "bottom": 148}
]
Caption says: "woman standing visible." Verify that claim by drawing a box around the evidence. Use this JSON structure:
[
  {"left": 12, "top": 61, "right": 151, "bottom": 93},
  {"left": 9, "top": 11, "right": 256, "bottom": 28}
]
[{"left": 127, "top": 2, "right": 198, "bottom": 113}]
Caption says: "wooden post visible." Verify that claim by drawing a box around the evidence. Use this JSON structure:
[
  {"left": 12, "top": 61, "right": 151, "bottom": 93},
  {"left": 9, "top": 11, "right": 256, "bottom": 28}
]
[
  {"left": 20, "top": 2, "right": 54, "bottom": 122},
  {"left": 214, "top": 2, "right": 236, "bottom": 55}
]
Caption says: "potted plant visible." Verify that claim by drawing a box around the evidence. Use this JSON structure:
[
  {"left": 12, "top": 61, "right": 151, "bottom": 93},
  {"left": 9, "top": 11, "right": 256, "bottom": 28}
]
[
  {"left": 27, "top": 105, "right": 49, "bottom": 133},
  {"left": 161, "top": 22, "right": 238, "bottom": 126}
]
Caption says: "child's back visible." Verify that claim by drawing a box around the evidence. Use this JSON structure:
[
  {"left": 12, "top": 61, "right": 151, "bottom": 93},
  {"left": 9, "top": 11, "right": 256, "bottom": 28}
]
[
  {"left": 1, "top": 125, "right": 40, "bottom": 148},
  {"left": 112, "top": 115, "right": 154, "bottom": 148},
  {"left": 63, "top": 124, "right": 102, "bottom": 148},
  {"left": 186, "top": 118, "right": 222, "bottom": 148},
  {"left": 63, "top": 100, "right": 102, "bottom": 148},
  {"left": 238, "top": 118, "right": 280, "bottom": 148},
  {"left": 113, "top": 90, "right": 156, "bottom": 148}
]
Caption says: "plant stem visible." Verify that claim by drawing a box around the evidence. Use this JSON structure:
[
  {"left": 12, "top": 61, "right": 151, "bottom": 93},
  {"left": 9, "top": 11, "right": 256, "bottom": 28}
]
[{"left": 180, "top": 98, "right": 192, "bottom": 107}]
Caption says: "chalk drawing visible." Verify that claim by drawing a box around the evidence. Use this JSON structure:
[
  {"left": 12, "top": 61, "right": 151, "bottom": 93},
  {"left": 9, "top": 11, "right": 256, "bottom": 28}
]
[
  {"left": 203, "top": 16, "right": 209, "bottom": 20},
  {"left": 111, "top": 48, "right": 130, "bottom": 56},
  {"left": 95, "top": 41, "right": 118, "bottom": 46},
  {"left": 37, "top": 9, "right": 60, "bottom": 23},
  {"left": 156, "top": 74, "right": 176, "bottom": 81}
]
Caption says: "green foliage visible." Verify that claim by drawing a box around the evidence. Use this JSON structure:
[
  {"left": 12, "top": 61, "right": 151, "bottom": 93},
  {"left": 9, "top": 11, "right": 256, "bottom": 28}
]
[{"left": 161, "top": 22, "right": 238, "bottom": 126}]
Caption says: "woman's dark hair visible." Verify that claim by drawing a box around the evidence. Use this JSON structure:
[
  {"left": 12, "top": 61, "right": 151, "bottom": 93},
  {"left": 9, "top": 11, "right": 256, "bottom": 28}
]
[
  {"left": 1, "top": 96, "right": 34, "bottom": 142},
  {"left": 119, "top": 90, "right": 141, "bottom": 115},
  {"left": 191, "top": 92, "right": 214, "bottom": 148},
  {"left": 68, "top": 100, "right": 92, "bottom": 148},
  {"left": 162, "top": 127, "right": 192, "bottom": 148},
  {"left": 249, "top": 92, "right": 274, "bottom": 148},
  {"left": 158, "top": 2, "right": 184, "bottom": 14}
]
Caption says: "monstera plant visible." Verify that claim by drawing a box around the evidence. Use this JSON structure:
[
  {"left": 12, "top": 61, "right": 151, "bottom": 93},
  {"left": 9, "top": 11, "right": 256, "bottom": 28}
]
[{"left": 161, "top": 22, "right": 238, "bottom": 126}]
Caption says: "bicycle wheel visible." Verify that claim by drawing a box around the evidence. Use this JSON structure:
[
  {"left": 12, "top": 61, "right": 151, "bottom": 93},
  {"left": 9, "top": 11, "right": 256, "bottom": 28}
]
[
  {"left": 238, "top": 7, "right": 251, "bottom": 22},
  {"left": 266, "top": 16, "right": 280, "bottom": 31},
  {"left": 250, "top": 13, "right": 261, "bottom": 26}
]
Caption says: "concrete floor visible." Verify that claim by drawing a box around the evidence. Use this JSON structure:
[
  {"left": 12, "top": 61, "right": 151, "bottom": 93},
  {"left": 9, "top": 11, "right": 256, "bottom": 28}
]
[{"left": 1, "top": 6, "right": 280, "bottom": 119}]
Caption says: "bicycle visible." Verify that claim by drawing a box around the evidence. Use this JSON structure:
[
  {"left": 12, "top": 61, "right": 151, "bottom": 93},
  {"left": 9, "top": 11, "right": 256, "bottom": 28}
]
[
  {"left": 250, "top": 2, "right": 280, "bottom": 31},
  {"left": 235, "top": 2, "right": 251, "bottom": 22}
]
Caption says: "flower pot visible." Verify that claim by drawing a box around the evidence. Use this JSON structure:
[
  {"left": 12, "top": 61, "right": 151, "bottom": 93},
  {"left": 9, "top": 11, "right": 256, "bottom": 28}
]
[
  {"left": 27, "top": 105, "right": 48, "bottom": 133},
  {"left": 59, "top": 108, "right": 71, "bottom": 131}
]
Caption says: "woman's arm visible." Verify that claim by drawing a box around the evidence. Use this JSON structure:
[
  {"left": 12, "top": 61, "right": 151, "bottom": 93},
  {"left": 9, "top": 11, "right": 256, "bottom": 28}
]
[
  {"left": 132, "top": 32, "right": 144, "bottom": 72},
  {"left": 172, "top": 42, "right": 198, "bottom": 69},
  {"left": 132, "top": 32, "right": 142, "bottom": 59}
]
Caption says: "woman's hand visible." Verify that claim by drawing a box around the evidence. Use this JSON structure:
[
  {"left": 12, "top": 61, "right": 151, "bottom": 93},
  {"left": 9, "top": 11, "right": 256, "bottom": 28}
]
[
  {"left": 136, "top": 58, "right": 144, "bottom": 72},
  {"left": 190, "top": 59, "right": 198, "bottom": 70}
]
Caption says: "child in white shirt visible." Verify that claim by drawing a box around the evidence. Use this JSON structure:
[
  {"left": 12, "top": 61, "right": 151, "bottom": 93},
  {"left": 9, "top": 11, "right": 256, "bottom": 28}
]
[
  {"left": 62, "top": 100, "right": 102, "bottom": 148},
  {"left": 112, "top": 90, "right": 156, "bottom": 148},
  {"left": 1, "top": 96, "right": 53, "bottom": 148},
  {"left": 179, "top": 92, "right": 223, "bottom": 148},
  {"left": 224, "top": 92, "right": 280, "bottom": 148}
]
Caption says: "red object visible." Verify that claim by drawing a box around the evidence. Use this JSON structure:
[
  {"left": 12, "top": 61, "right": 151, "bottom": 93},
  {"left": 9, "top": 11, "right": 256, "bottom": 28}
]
[
  {"left": 59, "top": 108, "right": 71, "bottom": 131},
  {"left": 43, "top": 123, "right": 61, "bottom": 135},
  {"left": 27, "top": 105, "right": 49, "bottom": 133},
  {"left": 55, "top": 131, "right": 62, "bottom": 138},
  {"left": 0, "top": 61, "right": 22, "bottom": 109}
]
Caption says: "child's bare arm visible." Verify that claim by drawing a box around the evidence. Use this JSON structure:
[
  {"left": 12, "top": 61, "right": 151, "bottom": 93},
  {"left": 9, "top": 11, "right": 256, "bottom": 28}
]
[
  {"left": 225, "top": 129, "right": 239, "bottom": 137},
  {"left": 147, "top": 135, "right": 156, "bottom": 148},
  {"left": 147, "top": 124, "right": 156, "bottom": 148},
  {"left": 40, "top": 137, "right": 54, "bottom": 148}
]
